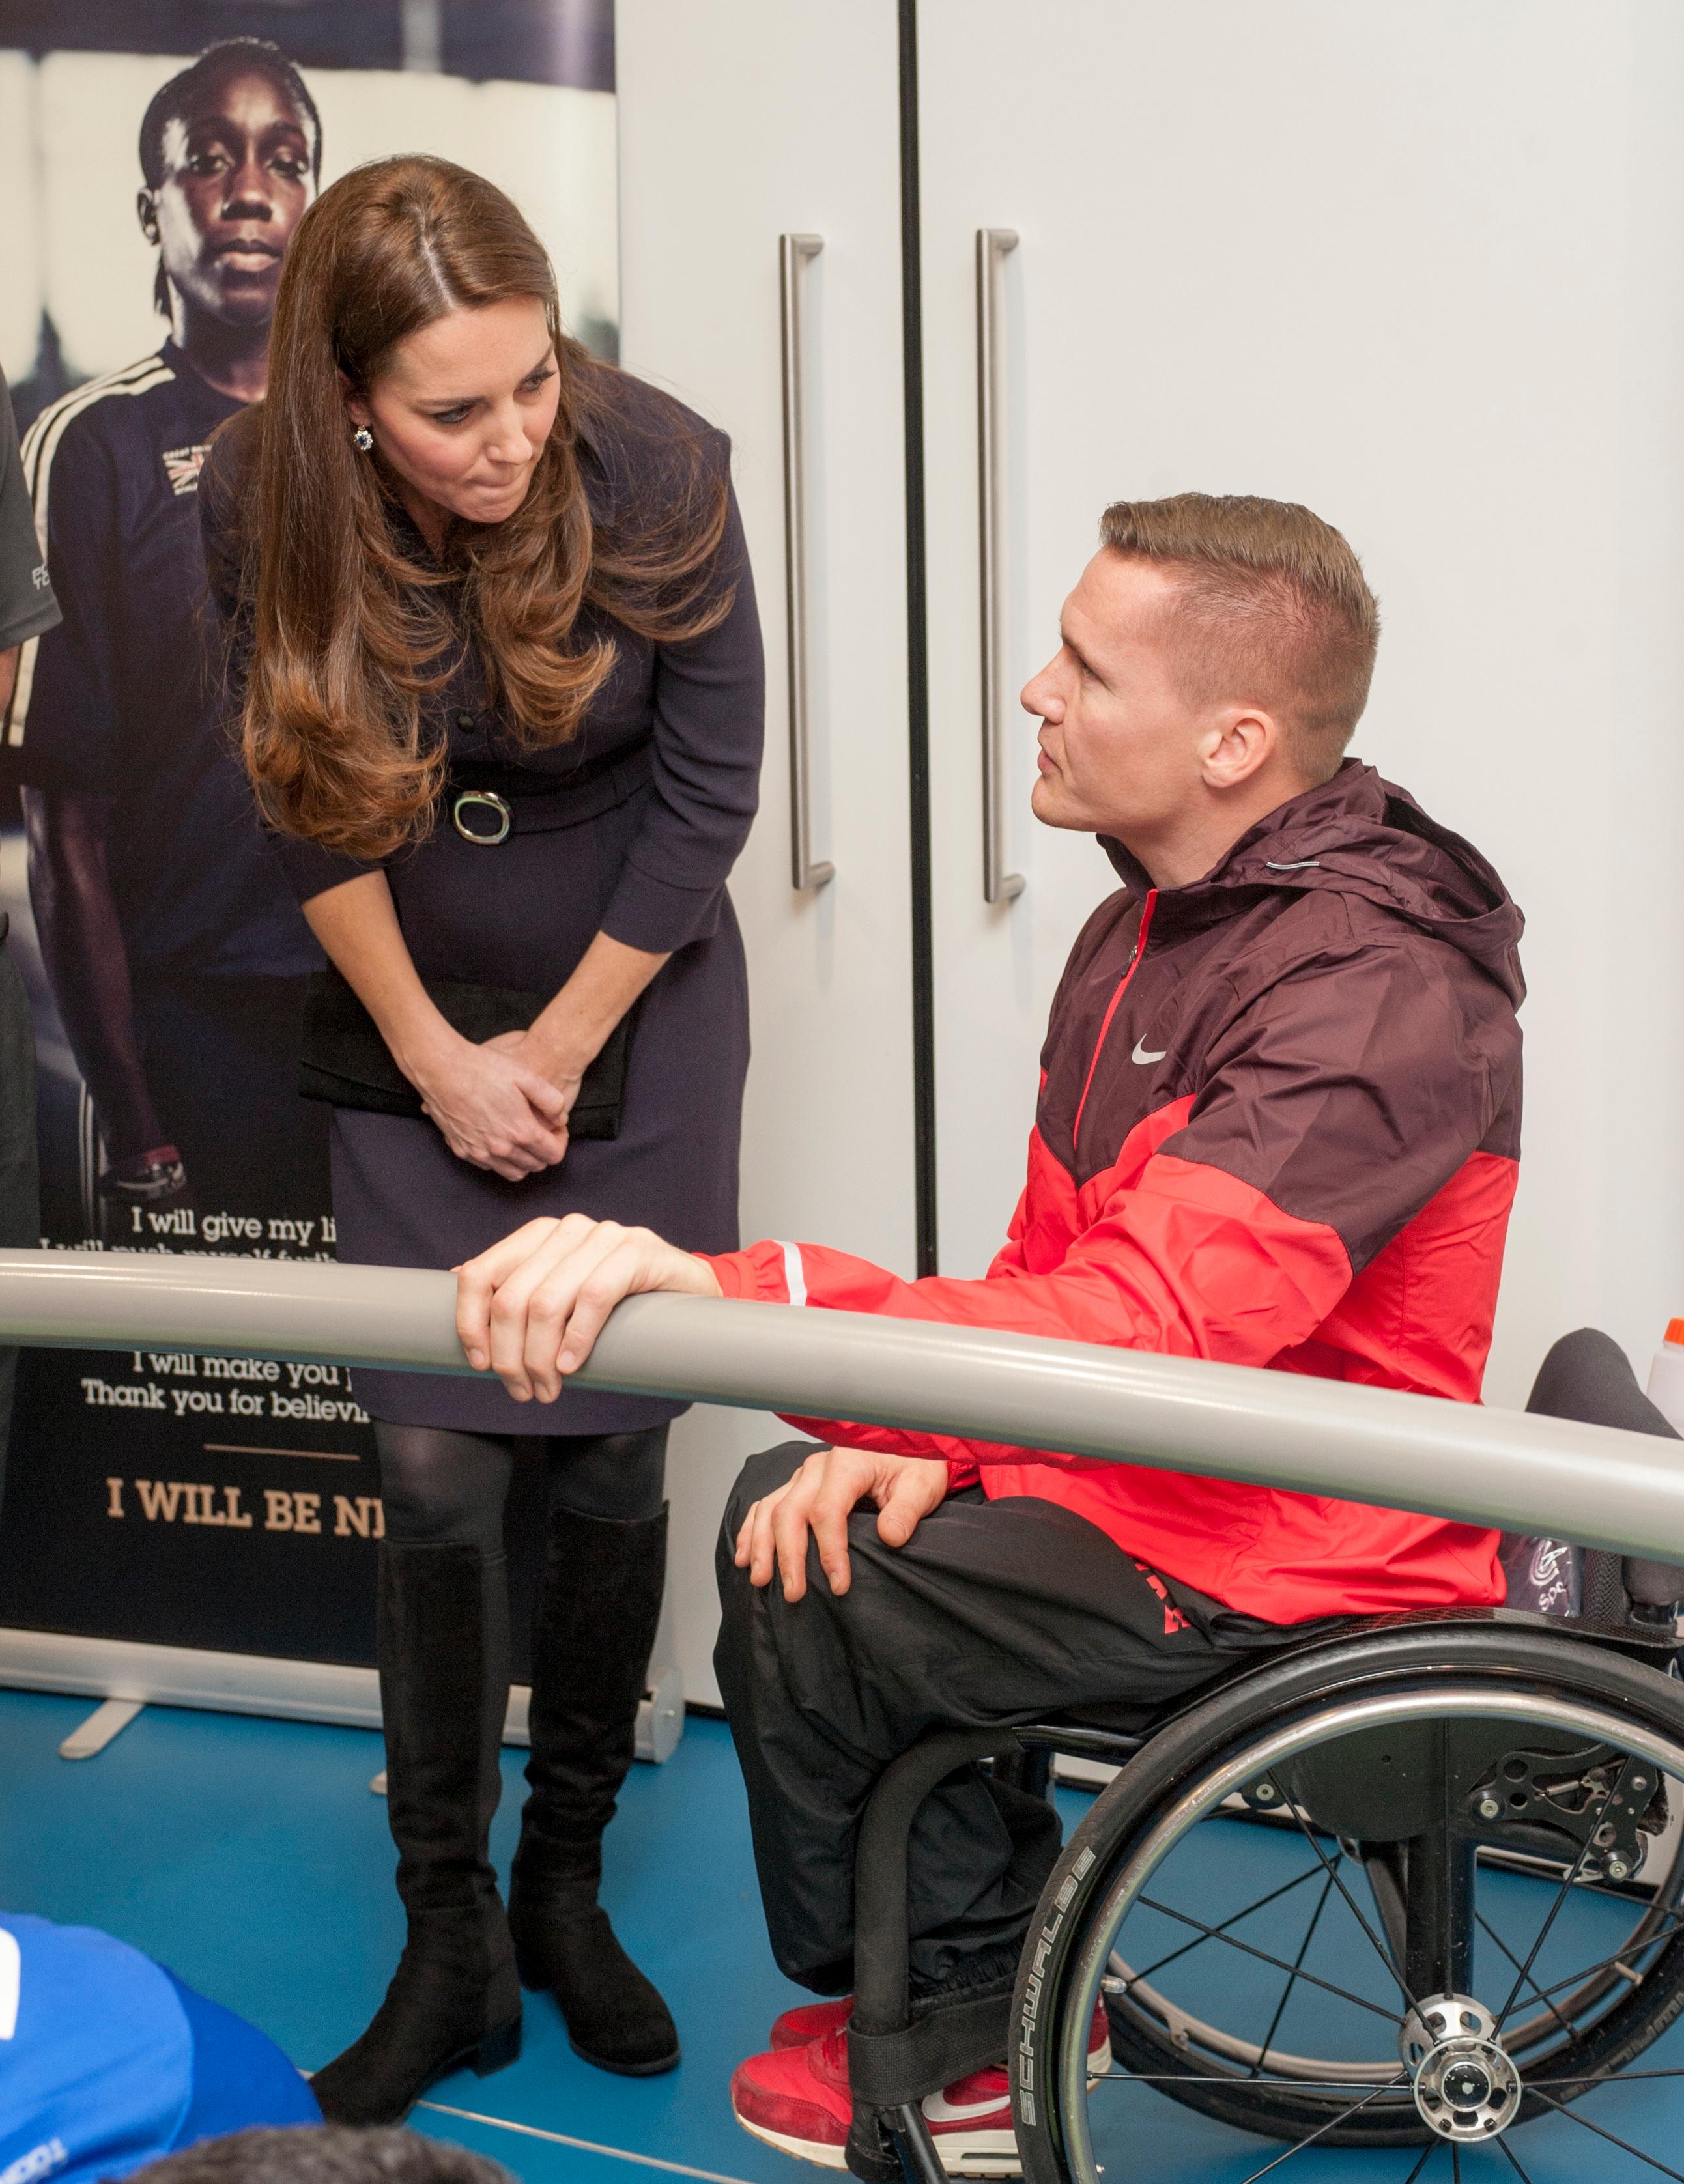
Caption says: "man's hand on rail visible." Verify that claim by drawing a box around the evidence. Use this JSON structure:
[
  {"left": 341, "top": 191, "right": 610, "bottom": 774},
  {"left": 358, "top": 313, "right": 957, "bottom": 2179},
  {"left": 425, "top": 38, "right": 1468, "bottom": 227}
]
[
  {"left": 734, "top": 1444, "right": 951, "bottom": 1602},
  {"left": 454, "top": 1214, "right": 722, "bottom": 1400}
]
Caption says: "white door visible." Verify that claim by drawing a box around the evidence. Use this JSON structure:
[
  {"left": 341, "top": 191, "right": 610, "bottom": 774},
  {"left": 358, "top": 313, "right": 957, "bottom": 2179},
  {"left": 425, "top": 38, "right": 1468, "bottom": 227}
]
[
  {"left": 916, "top": 0, "right": 1684, "bottom": 1402},
  {"left": 616, "top": 0, "right": 915, "bottom": 1702}
]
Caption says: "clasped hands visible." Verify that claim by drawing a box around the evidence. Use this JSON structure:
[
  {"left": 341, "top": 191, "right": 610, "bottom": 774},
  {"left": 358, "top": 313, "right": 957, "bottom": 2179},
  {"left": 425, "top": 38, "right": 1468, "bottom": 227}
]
[
  {"left": 454, "top": 1214, "right": 950, "bottom": 1598},
  {"left": 410, "top": 1026, "right": 579, "bottom": 1182}
]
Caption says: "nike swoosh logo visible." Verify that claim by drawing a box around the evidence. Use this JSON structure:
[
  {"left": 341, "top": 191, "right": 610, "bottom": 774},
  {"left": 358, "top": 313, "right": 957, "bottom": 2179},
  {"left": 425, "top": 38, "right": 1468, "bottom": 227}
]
[
  {"left": 1131, "top": 1038, "right": 1167, "bottom": 1066},
  {"left": 922, "top": 2089, "right": 1010, "bottom": 2124}
]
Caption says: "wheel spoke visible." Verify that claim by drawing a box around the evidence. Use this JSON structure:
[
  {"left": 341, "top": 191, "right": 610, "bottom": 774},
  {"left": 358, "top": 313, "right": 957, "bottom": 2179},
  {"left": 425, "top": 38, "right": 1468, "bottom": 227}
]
[
  {"left": 1098, "top": 2072, "right": 1397, "bottom": 2086},
  {"left": 1494, "top": 2139, "right": 1537, "bottom": 2184},
  {"left": 1252, "top": 1871, "right": 1336, "bottom": 2076},
  {"left": 1125, "top": 1862, "right": 1324, "bottom": 1985},
  {"left": 1474, "top": 1909, "right": 1576, "bottom": 2041},
  {"left": 1231, "top": 2073, "right": 1408, "bottom": 2183},
  {"left": 1134, "top": 1893, "right": 1406, "bottom": 2024},
  {"left": 1401, "top": 2147, "right": 1440, "bottom": 2184},
  {"left": 1530, "top": 1914, "right": 1684, "bottom": 2006},
  {"left": 1526, "top": 2084, "right": 1684, "bottom": 2181},
  {"left": 1450, "top": 2148, "right": 1462, "bottom": 2184},
  {"left": 1494, "top": 1759, "right": 1629, "bottom": 2032},
  {"left": 1530, "top": 2067, "right": 1684, "bottom": 2086},
  {"left": 1261, "top": 1772, "right": 1418, "bottom": 2007}
]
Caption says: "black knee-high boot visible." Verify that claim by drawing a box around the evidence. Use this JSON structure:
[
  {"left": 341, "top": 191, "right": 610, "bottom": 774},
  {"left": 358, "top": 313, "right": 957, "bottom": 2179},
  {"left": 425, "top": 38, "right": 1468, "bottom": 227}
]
[
  {"left": 508, "top": 1504, "right": 679, "bottom": 2075},
  {"left": 312, "top": 1541, "right": 522, "bottom": 2123}
]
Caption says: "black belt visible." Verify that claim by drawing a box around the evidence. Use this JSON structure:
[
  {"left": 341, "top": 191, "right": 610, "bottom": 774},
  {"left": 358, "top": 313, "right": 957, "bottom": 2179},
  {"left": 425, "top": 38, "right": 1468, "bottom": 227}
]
[{"left": 447, "top": 743, "right": 653, "bottom": 845}]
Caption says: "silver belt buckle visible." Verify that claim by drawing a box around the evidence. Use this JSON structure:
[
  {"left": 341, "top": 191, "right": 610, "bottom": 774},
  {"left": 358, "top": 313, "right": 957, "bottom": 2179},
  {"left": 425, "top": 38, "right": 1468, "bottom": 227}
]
[{"left": 452, "top": 789, "right": 512, "bottom": 845}]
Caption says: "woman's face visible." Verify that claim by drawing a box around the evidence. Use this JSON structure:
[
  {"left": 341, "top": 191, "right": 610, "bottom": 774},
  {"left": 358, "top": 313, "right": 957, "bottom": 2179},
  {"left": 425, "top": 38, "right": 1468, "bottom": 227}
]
[{"left": 347, "top": 295, "right": 560, "bottom": 532}]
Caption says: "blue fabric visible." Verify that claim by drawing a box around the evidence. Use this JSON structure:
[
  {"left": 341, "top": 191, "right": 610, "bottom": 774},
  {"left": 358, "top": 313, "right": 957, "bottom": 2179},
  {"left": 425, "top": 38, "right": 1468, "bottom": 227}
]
[
  {"left": 0, "top": 1913, "right": 317, "bottom": 2184},
  {"left": 163, "top": 1969, "right": 321, "bottom": 2138},
  {"left": 0, "top": 1912, "right": 190, "bottom": 2184}
]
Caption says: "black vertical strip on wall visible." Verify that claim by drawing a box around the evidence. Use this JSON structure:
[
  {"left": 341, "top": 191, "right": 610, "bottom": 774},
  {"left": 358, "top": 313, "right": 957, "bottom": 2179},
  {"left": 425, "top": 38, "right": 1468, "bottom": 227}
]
[{"left": 898, "top": 0, "right": 939, "bottom": 1276}]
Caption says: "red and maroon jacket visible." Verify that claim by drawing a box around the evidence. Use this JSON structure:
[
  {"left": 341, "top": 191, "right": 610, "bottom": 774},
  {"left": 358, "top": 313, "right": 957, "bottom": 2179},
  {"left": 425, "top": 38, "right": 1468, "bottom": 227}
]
[{"left": 706, "top": 762, "right": 1524, "bottom": 1624}]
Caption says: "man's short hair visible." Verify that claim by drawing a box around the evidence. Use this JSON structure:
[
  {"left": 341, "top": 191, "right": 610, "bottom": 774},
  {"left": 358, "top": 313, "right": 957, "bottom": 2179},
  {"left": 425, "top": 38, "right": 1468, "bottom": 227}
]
[
  {"left": 1098, "top": 492, "right": 1380, "bottom": 782},
  {"left": 139, "top": 38, "right": 324, "bottom": 190},
  {"left": 130, "top": 2127, "right": 513, "bottom": 2184}
]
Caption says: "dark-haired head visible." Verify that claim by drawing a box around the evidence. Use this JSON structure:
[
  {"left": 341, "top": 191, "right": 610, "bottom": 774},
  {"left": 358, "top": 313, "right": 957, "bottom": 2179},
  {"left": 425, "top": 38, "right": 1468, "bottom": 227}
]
[
  {"left": 137, "top": 40, "right": 321, "bottom": 325},
  {"left": 130, "top": 2125, "right": 513, "bottom": 2184},
  {"left": 139, "top": 40, "right": 321, "bottom": 191}
]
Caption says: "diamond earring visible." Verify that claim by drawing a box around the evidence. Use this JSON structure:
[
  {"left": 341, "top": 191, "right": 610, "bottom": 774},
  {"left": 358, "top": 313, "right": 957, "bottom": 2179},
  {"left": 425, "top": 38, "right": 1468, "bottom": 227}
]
[{"left": 352, "top": 426, "right": 373, "bottom": 453}]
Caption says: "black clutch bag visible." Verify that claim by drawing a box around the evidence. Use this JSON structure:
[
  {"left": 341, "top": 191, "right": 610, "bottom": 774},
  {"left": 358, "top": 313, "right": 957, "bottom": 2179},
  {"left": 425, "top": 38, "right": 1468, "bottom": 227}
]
[{"left": 298, "top": 965, "right": 633, "bottom": 1141}]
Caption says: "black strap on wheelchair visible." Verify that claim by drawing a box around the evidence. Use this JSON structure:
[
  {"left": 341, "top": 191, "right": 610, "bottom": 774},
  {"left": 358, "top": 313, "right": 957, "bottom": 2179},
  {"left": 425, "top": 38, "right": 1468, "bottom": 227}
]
[{"left": 846, "top": 1727, "right": 1025, "bottom": 2184}]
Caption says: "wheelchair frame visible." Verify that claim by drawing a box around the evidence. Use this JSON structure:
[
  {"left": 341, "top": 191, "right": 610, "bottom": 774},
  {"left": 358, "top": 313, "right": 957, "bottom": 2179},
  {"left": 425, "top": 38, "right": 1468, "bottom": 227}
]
[{"left": 845, "top": 1611, "right": 1684, "bottom": 2184}]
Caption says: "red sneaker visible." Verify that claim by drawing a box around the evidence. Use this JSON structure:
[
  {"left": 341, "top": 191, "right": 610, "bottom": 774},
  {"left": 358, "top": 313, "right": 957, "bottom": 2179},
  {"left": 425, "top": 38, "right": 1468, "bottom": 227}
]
[
  {"left": 730, "top": 2026, "right": 857, "bottom": 2171},
  {"left": 733, "top": 2007, "right": 1111, "bottom": 2176},
  {"left": 769, "top": 1997, "right": 852, "bottom": 2049},
  {"left": 767, "top": 1996, "right": 1111, "bottom": 2077}
]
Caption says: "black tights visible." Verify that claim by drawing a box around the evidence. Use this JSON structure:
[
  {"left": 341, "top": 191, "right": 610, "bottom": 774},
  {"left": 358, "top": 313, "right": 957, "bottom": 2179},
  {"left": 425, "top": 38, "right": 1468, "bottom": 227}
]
[
  {"left": 375, "top": 1424, "right": 669, "bottom": 1734},
  {"left": 375, "top": 1423, "right": 670, "bottom": 1555}
]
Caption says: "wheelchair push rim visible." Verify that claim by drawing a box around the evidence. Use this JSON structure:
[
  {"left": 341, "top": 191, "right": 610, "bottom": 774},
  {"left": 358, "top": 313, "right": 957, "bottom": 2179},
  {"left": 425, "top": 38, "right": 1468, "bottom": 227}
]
[{"left": 1013, "top": 1639, "right": 1684, "bottom": 2184}]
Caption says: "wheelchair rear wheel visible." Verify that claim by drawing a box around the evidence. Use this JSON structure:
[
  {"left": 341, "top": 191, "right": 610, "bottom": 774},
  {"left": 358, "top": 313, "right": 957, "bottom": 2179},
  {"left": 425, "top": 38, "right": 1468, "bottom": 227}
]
[{"left": 1012, "top": 1624, "right": 1684, "bottom": 2183}]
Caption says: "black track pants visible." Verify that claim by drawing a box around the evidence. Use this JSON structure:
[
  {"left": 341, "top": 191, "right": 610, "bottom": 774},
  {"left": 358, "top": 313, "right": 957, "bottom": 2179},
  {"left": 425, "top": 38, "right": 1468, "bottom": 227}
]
[{"left": 714, "top": 1442, "right": 1328, "bottom": 2001}]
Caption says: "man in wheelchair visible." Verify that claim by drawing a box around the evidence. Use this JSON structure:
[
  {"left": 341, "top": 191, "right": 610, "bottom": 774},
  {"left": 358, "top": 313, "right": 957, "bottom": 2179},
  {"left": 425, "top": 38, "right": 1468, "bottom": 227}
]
[{"left": 461, "top": 496, "right": 1684, "bottom": 2177}]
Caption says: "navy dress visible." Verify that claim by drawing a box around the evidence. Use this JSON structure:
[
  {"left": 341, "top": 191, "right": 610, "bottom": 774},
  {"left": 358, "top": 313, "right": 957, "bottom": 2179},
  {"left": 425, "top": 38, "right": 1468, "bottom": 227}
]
[{"left": 201, "top": 373, "right": 764, "bottom": 1433}]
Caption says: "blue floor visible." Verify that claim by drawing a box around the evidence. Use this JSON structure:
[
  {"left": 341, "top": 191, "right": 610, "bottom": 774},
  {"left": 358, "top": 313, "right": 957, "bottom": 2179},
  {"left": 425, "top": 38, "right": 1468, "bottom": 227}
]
[{"left": 3, "top": 1687, "right": 1681, "bottom": 2182}]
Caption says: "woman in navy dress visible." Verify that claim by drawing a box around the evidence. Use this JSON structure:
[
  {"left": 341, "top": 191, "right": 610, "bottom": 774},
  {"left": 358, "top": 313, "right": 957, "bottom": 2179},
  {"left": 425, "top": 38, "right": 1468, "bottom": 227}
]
[{"left": 201, "top": 156, "right": 763, "bottom": 2123}]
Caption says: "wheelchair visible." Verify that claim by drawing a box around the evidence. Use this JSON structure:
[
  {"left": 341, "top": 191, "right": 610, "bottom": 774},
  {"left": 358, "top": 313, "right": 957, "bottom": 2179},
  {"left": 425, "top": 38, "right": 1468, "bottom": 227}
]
[{"left": 844, "top": 1331, "right": 1684, "bottom": 2184}]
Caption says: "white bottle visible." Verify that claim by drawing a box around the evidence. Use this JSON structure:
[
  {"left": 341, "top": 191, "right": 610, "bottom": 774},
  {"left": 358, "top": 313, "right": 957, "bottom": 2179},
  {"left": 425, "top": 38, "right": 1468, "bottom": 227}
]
[{"left": 1646, "top": 1319, "right": 1684, "bottom": 1434}]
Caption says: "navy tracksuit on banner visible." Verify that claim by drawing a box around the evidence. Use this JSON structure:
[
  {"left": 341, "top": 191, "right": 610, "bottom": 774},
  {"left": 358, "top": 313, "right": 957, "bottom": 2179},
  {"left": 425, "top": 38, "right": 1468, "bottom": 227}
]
[{"left": 10, "top": 341, "right": 326, "bottom": 1225}]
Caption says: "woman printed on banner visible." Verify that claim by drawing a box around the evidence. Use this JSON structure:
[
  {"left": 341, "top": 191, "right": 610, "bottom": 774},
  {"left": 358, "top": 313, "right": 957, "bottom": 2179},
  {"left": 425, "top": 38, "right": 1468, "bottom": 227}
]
[
  {"left": 11, "top": 39, "right": 327, "bottom": 1238},
  {"left": 199, "top": 156, "right": 764, "bottom": 2123}
]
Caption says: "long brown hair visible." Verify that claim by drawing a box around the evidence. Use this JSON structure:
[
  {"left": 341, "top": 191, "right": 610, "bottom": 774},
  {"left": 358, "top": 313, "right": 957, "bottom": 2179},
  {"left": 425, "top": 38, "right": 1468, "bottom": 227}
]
[{"left": 233, "top": 155, "right": 729, "bottom": 858}]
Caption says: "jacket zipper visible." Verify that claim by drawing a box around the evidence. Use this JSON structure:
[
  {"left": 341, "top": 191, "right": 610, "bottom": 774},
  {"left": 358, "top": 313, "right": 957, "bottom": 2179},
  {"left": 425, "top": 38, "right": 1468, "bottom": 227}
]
[{"left": 1070, "top": 888, "right": 1158, "bottom": 1152}]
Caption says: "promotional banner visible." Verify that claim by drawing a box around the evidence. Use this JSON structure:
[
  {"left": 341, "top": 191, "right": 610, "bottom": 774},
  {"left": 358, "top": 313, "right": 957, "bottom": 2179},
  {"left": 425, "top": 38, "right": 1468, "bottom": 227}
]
[{"left": 0, "top": 0, "right": 618, "bottom": 1669}]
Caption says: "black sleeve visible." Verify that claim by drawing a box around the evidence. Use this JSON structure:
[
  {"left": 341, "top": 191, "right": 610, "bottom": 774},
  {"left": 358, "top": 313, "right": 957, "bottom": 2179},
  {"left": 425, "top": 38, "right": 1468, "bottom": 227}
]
[
  {"left": 12, "top": 409, "right": 121, "bottom": 789},
  {"left": 599, "top": 449, "right": 765, "bottom": 954},
  {"left": 0, "top": 373, "right": 59, "bottom": 651},
  {"left": 267, "top": 830, "right": 380, "bottom": 907}
]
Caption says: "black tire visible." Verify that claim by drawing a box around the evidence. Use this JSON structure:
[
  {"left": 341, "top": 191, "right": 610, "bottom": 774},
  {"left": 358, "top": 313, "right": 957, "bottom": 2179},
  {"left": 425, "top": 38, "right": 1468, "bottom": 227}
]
[{"left": 1012, "top": 1624, "right": 1684, "bottom": 2184}]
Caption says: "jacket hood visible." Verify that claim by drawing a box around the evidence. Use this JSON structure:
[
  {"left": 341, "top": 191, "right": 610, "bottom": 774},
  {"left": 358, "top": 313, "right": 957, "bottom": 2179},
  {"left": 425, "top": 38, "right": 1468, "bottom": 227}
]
[{"left": 1100, "top": 759, "right": 1525, "bottom": 1007}]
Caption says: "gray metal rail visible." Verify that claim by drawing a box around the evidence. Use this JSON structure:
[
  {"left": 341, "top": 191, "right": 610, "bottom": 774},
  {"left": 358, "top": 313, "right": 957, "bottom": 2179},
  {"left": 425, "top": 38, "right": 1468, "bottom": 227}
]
[{"left": 1, "top": 1247, "right": 1680, "bottom": 1563}]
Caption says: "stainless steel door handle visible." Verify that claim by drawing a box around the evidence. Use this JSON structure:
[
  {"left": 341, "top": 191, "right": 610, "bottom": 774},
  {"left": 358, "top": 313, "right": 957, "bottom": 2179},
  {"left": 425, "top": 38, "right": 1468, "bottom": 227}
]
[
  {"left": 976, "top": 226, "right": 1024, "bottom": 904},
  {"left": 780, "top": 231, "right": 835, "bottom": 890}
]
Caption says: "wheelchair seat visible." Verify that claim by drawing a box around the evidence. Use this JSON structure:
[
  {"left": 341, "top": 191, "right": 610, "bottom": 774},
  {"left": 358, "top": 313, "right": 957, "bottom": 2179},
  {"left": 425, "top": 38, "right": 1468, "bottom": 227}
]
[
  {"left": 1513, "top": 1326, "right": 1684, "bottom": 1624},
  {"left": 844, "top": 1330, "right": 1684, "bottom": 2184}
]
